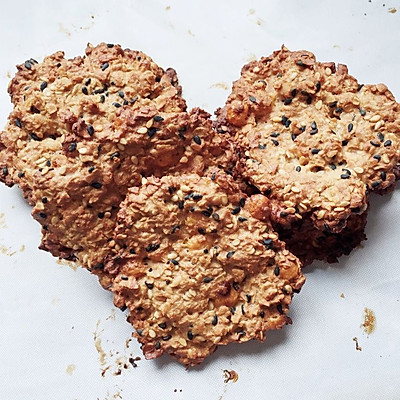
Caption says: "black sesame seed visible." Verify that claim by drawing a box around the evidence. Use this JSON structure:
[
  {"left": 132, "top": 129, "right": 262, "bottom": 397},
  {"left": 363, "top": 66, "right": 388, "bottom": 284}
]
[
  {"left": 342, "top": 140, "right": 349, "bottom": 146},
  {"left": 101, "top": 62, "right": 109, "bottom": 71},
  {"left": 130, "top": 96, "right": 138, "bottom": 105},
  {"left": 40, "top": 81, "right": 47, "bottom": 91},
  {"left": 93, "top": 263, "right": 104, "bottom": 270},
  {"left": 85, "top": 78, "right": 91, "bottom": 86},
  {"left": 373, "top": 154, "right": 381, "bottom": 161},
  {"left": 249, "top": 96, "right": 257, "bottom": 103},
  {"left": 233, "top": 282, "right": 239, "bottom": 291},
  {"left": 68, "top": 142, "right": 77, "bottom": 152},
  {"left": 203, "top": 249, "right": 209, "bottom": 254},
  {"left": 178, "top": 200, "right": 184, "bottom": 210},
  {"left": 370, "top": 140, "right": 380, "bottom": 147},
  {"left": 259, "top": 311, "right": 265, "bottom": 318},
  {"left": 311, "top": 121, "right": 317, "bottom": 130},
  {"left": 277, "top": 304, "right": 284, "bottom": 315},
  {"left": 241, "top": 304, "right": 245, "bottom": 315},
  {"left": 246, "top": 294, "right": 251, "bottom": 303},
  {"left": 377, "top": 132, "right": 384, "bottom": 142},
  {"left": 381, "top": 171, "right": 387, "bottom": 181},
  {"left": 187, "top": 331, "right": 194, "bottom": 340},
  {"left": 91, "top": 182, "right": 102, "bottom": 189},
  {"left": 123, "top": 100, "right": 128, "bottom": 106},
  {"left": 291, "top": 133, "right": 297, "bottom": 141},
  {"left": 88, "top": 166, "right": 95, "bottom": 173},
  {"left": 147, "top": 127, "right": 158, "bottom": 138},
  {"left": 212, "top": 213, "right": 220, "bottom": 221},
  {"left": 329, "top": 101, "right": 338, "bottom": 108},
  {"left": 296, "top": 60, "right": 305, "bottom": 67},
  {"left": 145, "top": 281, "right": 154, "bottom": 289},
  {"left": 284, "top": 98, "right": 292, "bottom": 105},
  {"left": 170, "top": 259, "right": 179, "bottom": 266},
  {"left": 231, "top": 206, "right": 241, "bottom": 215},
  {"left": 280, "top": 211, "right": 288, "bottom": 217},
  {"left": 29, "top": 132, "right": 41, "bottom": 141},
  {"left": 203, "top": 277, "right": 214, "bottom": 283},
  {"left": 271, "top": 139, "right": 279, "bottom": 146},
  {"left": 98, "top": 212, "right": 104, "bottom": 219},
  {"left": 41, "top": 197, "right": 47, "bottom": 203},
  {"left": 316, "top": 81, "right": 321, "bottom": 92},
  {"left": 342, "top": 168, "right": 351, "bottom": 176},
  {"left": 201, "top": 209, "right": 212, "bottom": 217},
  {"left": 145, "top": 243, "right": 160, "bottom": 252},
  {"left": 306, "top": 95, "right": 312, "bottom": 105},
  {"left": 295, "top": 166, "right": 301, "bottom": 172},
  {"left": 238, "top": 217, "right": 248, "bottom": 222},
  {"left": 311, "top": 148, "right": 320, "bottom": 154},
  {"left": 100, "top": 95, "right": 105, "bottom": 103},
  {"left": 46, "top": 160, "right": 51, "bottom": 167},
  {"left": 348, "top": 123, "right": 354, "bottom": 133},
  {"left": 110, "top": 151, "right": 120, "bottom": 160},
  {"left": 310, "top": 128, "right": 318, "bottom": 135},
  {"left": 258, "top": 144, "right": 266, "bottom": 149},
  {"left": 113, "top": 102, "right": 121, "bottom": 108},
  {"left": 239, "top": 197, "right": 246, "bottom": 208},
  {"left": 371, "top": 181, "right": 381, "bottom": 188},
  {"left": 39, "top": 212, "right": 47, "bottom": 219},
  {"left": 171, "top": 224, "right": 180, "bottom": 234},
  {"left": 330, "top": 164, "right": 337, "bottom": 170},
  {"left": 291, "top": 88, "right": 297, "bottom": 97},
  {"left": 158, "top": 322, "right": 167, "bottom": 329},
  {"left": 335, "top": 107, "right": 343, "bottom": 114},
  {"left": 15, "top": 118, "right": 22, "bottom": 128},
  {"left": 118, "top": 91, "right": 125, "bottom": 98},
  {"left": 2, "top": 166, "right": 8, "bottom": 176},
  {"left": 153, "top": 115, "right": 164, "bottom": 122},
  {"left": 340, "top": 174, "right": 350, "bottom": 179},
  {"left": 226, "top": 251, "right": 235, "bottom": 259},
  {"left": 384, "top": 140, "right": 392, "bottom": 147},
  {"left": 274, "top": 266, "right": 280, "bottom": 276},
  {"left": 107, "top": 43, "right": 114, "bottom": 48},
  {"left": 262, "top": 238, "right": 273, "bottom": 249},
  {"left": 212, "top": 315, "right": 218, "bottom": 325},
  {"left": 230, "top": 307, "right": 236, "bottom": 315},
  {"left": 155, "top": 341, "right": 161, "bottom": 349},
  {"left": 82, "top": 86, "right": 88, "bottom": 95},
  {"left": 193, "top": 135, "right": 202, "bottom": 145},
  {"left": 120, "top": 276, "right": 128, "bottom": 281},
  {"left": 357, "top": 84, "right": 364, "bottom": 91},
  {"left": 198, "top": 227, "right": 206, "bottom": 235},
  {"left": 17, "top": 172, "right": 25, "bottom": 178},
  {"left": 270, "top": 132, "right": 280, "bottom": 138}
]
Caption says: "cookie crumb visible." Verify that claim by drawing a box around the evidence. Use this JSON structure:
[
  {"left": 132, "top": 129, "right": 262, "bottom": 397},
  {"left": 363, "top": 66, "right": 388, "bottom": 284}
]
[
  {"left": 223, "top": 369, "right": 239, "bottom": 383},
  {"left": 352, "top": 337, "right": 362, "bottom": 351},
  {"left": 362, "top": 307, "right": 376, "bottom": 335}
]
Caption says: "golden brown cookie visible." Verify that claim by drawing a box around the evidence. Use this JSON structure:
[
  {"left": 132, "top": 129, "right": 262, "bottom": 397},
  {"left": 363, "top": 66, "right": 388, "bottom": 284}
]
[
  {"left": 107, "top": 170, "right": 305, "bottom": 366},
  {"left": 0, "top": 43, "right": 233, "bottom": 285},
  {"left": 216, "top": 47, "right": 400, "bottom": 244}
]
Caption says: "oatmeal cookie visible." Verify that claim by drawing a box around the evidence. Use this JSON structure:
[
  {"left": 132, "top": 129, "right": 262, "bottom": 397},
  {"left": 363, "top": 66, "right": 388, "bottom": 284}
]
[
  {"left": 107, "top": 170, "right": 305, "bottom": 366},
  {"left": 216, "top": 47, "right": 400, "bottom": 243},
  {"left": 0, "top": 43, "right": 233, "bottom": 285}
]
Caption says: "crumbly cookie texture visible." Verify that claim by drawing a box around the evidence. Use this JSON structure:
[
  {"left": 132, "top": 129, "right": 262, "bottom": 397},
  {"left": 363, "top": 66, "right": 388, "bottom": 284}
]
[
  {"left": 0, "top": 43, "right": 233, "bottom": 283},
  {"left": 107, "top": 171, "right": 305, "bottom": 366},
  {"left": 216, "top": 47, "right": 400, "bottom": 235}
]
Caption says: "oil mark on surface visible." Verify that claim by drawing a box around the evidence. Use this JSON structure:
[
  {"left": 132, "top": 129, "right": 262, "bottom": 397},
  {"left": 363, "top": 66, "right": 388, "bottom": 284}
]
[
  {"left": 210, "top": 82, "right": 229, "bottom": 90},
  {"left": 19, "top": 244, "right": 25, "bottom": 252},
  {"left": 166, "top": 5, "right": 171, "bottom": 11},
  {"left": 362, "top": 307, "right": 376, "bottom": 335},
  {"left": 256, "top": 18, "right": 263, "bottom": 26},
  {"left": 223, "top": 369, "right": 239, "bottom": 383},
  {"left": 94, "top": 320, "right": 107, "bottom": 369},
  {"left": 0, "top": 244, "right": 16, "bottom": 257},
  {"left": 51, "top": 298, "right": 61, "bottom": 305},
  {"left": 66, "top": 364, "right": 76, "bottom": 375},
  {"left": 246, "top": 53, "right": 258, "bottom": 62},
  {"left": 248, "top": 8, "right": 256, "bottom": 15},
  {"left": 106, "top": 309, "right": 116, "bottom": 321},
  {"left": 58, "top": 23, "right": 72, "bottom": 37},
  {"left": 188, "top": 29, "right": 195, "bottom": 37},
  {"left": 352, "top": 336, "right": 362, "bottom": 351},
  {"left": 0, "top": 213, "right": 7, "bottom": 228}
]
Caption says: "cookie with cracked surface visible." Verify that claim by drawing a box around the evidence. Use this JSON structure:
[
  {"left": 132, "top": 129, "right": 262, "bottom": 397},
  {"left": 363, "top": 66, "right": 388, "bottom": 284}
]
[
  {"left": 0, "top": 43, "right": 233, "bottom": 285},
  {"left": 216, "top": 46, "right": 400, "bottom": 240},
  {"left": 107, "top": 170, "right": 305, "bottom": 366}
]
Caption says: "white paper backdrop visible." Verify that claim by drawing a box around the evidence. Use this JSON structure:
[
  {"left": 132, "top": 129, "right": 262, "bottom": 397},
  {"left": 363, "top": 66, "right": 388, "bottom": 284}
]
[{"left": 1, "top": 1, "right": 399, "bottom": 399}]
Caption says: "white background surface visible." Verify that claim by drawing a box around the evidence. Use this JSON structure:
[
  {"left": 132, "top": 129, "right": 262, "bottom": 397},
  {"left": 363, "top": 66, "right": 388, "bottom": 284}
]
[{"left": 1, "top": 1, "right": 400, "bottom": 399}]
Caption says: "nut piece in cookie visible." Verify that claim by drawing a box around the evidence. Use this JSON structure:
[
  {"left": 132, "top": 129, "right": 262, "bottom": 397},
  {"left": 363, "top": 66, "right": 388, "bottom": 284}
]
[
  {"left": 107, "top": 171, "right": 305, "bottom": 366},
  {"left": 0, "top": 43, "right": 233, "bottom": 284},
  {"left": 216, "top": 46, "right": 400, "bottom": 261}
]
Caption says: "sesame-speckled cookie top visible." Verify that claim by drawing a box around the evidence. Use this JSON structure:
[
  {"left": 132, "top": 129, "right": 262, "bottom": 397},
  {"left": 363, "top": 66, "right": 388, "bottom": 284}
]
[
  {"left": 216, "top": 46, "right": 400, "bottom": 234},
  {"left": 108, "top": 170, "right": 305, "bottom": 366}
]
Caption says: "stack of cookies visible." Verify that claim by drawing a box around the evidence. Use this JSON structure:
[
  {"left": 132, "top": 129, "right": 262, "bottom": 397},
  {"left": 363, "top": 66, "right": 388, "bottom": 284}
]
[{"left": 1, "top": 43, "right": 399, "bottom": 366}]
